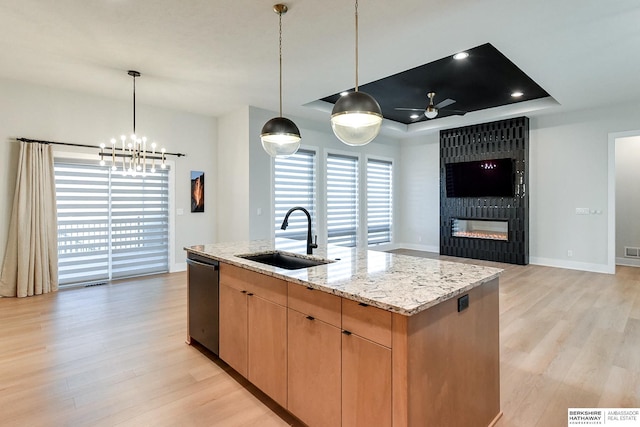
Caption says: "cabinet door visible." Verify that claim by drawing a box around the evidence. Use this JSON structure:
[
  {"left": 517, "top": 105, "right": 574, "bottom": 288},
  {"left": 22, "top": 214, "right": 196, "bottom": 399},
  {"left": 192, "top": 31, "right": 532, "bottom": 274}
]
[
  {"left": 219, "top": 283, "right": 248, "bottom": 377},
  {"left": 247, "top": 294, "right": 287, "bottom": 407},
  {"left": 288, "top": 308, "right": 341, "bottom": 427},
  {"left": 342, "top": 333, "right": 392, "bottom": 427}
]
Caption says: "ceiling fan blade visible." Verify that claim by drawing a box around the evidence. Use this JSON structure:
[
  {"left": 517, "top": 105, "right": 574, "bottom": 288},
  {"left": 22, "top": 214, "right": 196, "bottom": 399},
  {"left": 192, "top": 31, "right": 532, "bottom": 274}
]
[
  {"left": 440, "top": 109, "right": 466, "bottom": 116},
  {"left": 395, "top": 107, "right": 425, "bottom": 111},
  {"left": 435, "top": 98, "right": 456, "bottom": 109}
]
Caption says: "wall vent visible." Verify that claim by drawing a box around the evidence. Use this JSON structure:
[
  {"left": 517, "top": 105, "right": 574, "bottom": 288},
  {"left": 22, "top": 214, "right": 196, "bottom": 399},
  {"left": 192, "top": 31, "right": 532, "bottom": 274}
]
[
  {"left": 624, "top": 247, "right": 640, "bottom": 258},
  {"left": 85, "top": 282, "right": 107, "bottom": 287}
]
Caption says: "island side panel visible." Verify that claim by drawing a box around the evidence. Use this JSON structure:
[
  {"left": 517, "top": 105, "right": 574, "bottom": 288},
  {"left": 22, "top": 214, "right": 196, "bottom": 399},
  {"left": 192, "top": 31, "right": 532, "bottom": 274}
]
[
  {"left": 399, "top": 278, "right": 500, "bottom": 427},
  {"left": 391, "top": 313, "right": 409, "bottom": 427}
]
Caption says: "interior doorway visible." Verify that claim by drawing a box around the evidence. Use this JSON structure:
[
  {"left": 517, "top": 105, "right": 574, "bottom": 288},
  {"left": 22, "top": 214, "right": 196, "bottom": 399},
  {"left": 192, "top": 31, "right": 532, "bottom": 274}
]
[{"left": 608, "top": 130, "right": 640, "bottom": 273}]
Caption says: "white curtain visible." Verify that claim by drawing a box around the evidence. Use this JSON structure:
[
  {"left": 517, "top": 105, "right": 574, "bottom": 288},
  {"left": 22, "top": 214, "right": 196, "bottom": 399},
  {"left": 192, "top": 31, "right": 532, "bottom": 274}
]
[{"left": 0, "top": 142, "right": 58, "bottom": 297}]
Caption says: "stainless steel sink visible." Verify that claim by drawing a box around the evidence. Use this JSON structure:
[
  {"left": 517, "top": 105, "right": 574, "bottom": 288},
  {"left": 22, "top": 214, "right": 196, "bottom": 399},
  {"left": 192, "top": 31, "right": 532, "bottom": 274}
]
[{"left": 237, "top": 251, "right": 333, "bottom": 270}]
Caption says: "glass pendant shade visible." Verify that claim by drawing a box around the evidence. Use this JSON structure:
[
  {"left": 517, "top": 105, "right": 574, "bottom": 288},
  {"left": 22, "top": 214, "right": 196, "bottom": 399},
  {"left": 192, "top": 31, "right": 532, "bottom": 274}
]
[
  {"left": 261, "top": 4, "right": 301, "bottom": 158},
  {"left": 261, "top": 116, "right": 301, "bottom": 157},
  {"left": 331, "top": 91, "right": 383, "bottom": 146},
  {"left": 425, "top": 106, "right": 438, "bottom": 119}
]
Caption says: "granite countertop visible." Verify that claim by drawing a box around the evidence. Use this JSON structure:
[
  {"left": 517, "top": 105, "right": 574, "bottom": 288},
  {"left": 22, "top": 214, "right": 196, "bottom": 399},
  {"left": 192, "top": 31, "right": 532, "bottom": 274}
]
[{"left": 185, "top": 239, "right": 503, "bottom": 316}]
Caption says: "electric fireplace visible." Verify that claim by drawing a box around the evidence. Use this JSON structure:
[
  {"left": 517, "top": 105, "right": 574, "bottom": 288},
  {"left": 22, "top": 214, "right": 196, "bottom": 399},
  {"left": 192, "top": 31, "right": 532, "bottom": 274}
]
[{"left": 451, "top": 219, "right": 508, "bottom": 241}]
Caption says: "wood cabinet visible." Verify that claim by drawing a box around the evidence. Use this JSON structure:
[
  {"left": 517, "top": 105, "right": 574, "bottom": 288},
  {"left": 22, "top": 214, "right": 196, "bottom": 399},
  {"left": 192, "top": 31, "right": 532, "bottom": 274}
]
[
  {"left": 216, "top": 261, "right": 500, "bottom": 427},
  {"left": 342, "top": 298, "right": 392, "bottom": 347},
  {"left": 341, "top": 299, "right": 393, "bottom": 427},
  {"left": 287, "top": 308, "right": 342, "bottom": 427},
  {"left": 247, "top": 294, "right": 287, "bottom": 406},
  {"left": 287, "top": 283, "right": 342, "bottom": 427},
  {"left": 219, "top": 264, "right": 287, "bottom": 407},
  {"left": 342, "top": 333, "right": 392, "bottom": 427},
  {"left": 219, "top": 282, "right": 247, "bottom": 376},
  {"left": 391, "top": 278, "right": 501, "bottom": 426}
]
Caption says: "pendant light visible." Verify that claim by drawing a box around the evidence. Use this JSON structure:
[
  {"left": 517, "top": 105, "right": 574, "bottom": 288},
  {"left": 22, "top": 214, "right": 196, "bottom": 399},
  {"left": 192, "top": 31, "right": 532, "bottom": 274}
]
[
  {"left": 330, "top": 0, "right": 382, "bottom": 146},
  {"left": 260, "top": 4, "right": 301, "bottom": 158}
]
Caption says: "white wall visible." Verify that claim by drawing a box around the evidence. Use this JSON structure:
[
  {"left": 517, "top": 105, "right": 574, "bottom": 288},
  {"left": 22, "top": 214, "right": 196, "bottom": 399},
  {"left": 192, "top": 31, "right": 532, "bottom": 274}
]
[
  {"left": 615, "top": 136, "right": 640, "bottom": 264},
  {"left": 217, "top": 107, "right": 250, "bottom": 242},
  {"left": 396, "top": 134, "right": 440, "bottom": 252},
  {"left": 527, "top": 106, "right": 640, "bottom": 273},
  {"left": 0, "top": 78, "right": 217, "bottom": 272}
]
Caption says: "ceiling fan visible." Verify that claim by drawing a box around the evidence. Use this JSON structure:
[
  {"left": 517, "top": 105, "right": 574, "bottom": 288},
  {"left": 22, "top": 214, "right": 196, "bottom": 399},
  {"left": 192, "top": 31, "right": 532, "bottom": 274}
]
[{"left": 396, "top": 92, "right": 466, "bottom": 120}]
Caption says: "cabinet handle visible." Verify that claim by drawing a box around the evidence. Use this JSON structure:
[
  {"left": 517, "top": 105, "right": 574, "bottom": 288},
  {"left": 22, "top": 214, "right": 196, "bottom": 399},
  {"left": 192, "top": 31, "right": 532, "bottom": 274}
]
[
  {"left": 342, "top": 330, "right": 352, "bottom": 336},
  {"left": 241, "top": 290, "right": 247, "bottom": 294},
  {"left": 358, "top": 302, "right": 369, "bottom": 307},
  {"left": 247, "top": 293, "right": 254, "bottom": 296},
  {"left": 306, "top": 286, "right": 314, "bottom": 291},
  {"left": 306, "top": 315, "right": 315, "bottom": 321}
]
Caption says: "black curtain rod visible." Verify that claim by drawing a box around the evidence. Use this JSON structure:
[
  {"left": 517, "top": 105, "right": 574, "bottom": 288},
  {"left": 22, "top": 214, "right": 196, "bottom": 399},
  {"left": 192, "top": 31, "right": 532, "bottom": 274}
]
[{"left": 16, "top": 137, "right": 186, "bottom": 158}]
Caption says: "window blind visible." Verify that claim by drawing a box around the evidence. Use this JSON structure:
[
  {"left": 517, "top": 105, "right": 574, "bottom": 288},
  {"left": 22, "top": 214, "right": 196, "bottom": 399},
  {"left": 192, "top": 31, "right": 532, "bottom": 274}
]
[
  {"left": 367, "top": 159, "right": 393, "bottom": 245},
  {"left": 110, "top": 173, "right": 169, "bottom": 279},
  {"left": 55, "top": 163, "right": 110, "bottom": 285},
  {"left": 274, "top": 149, "right": 316, "bottom": 249},
  {"left": 327, "top": 153, "right": 358, "bottom": 247},
  {"left": 55, "top": 162, "right": 169, "bottom": 285}
]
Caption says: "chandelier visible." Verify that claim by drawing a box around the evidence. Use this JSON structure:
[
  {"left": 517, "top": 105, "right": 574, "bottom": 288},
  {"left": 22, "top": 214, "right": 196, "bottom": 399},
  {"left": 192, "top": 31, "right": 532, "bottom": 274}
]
[{"left": 99, "top": 70, "right": 167, "bottom": 176}]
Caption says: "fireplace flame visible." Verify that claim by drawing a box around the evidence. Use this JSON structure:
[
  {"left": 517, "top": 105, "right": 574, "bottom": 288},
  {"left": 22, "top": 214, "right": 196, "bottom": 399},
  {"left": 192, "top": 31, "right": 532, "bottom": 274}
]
[{"left": 452, "top": 231, "right": 508, "bottom": 241}]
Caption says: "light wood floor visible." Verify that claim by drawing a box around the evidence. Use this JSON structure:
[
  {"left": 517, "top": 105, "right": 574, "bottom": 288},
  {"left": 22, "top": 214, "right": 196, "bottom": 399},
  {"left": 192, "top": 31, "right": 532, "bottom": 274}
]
[{"left": 1, "top": 255, "right": 639, "bottom": 427}]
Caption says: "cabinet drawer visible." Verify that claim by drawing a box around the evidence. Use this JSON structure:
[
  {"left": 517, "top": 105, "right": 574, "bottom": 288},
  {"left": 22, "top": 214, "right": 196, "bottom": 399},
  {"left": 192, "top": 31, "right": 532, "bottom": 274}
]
[
  {"left": 342, "top": 298, "right": 392, "bottom": 348},
  {"left": 220, "top": 263, "right": 287, "bottom": 306},
  {"left": 288, "top": 282, "right": 341, "bottom": 328}
]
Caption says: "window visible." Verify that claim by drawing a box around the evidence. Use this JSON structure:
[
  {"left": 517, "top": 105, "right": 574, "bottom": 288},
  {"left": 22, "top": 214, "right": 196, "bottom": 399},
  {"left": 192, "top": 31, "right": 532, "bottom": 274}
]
[
  {"left": 55, "top": 161, "right": 169, "bottom": 286},
  {"left": 274, "top": 149, "right": 316, "bottom": 246},
  {"left": 327, "top": 153, "right": 358, "bottom": 247},
  {"left": 367, "top": 159, "right": 393, "bottom": 245}
]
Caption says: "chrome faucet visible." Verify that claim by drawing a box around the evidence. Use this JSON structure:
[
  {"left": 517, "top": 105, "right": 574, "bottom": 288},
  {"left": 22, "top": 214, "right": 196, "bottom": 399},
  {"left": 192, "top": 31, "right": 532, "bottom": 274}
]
[{"left": 280, "top": 206, "right": 318, "bottom": 255}]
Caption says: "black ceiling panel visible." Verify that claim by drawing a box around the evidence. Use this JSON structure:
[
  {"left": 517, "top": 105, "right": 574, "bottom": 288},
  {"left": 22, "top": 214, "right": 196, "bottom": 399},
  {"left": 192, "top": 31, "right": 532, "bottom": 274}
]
[{"left": 320, "top": 43, "right": 550, "bottom": 125}]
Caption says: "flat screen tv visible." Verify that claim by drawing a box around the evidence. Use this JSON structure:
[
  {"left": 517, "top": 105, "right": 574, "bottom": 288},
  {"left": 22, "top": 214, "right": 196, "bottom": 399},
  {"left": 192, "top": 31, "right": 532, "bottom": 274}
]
[{"left": 445, "top": 158, "right": 515, "bottom": 198}]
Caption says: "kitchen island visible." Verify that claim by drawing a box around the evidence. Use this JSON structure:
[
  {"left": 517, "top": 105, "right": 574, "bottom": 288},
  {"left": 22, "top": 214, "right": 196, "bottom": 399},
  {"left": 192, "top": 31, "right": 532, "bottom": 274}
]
[{"left": 185, "top": 239, "right": 503, "bottom": 427}]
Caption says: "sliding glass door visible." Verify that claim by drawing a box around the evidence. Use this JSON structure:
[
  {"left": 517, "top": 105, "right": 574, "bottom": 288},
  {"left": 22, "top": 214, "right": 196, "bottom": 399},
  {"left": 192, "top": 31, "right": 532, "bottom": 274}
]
[{"left": 54, "top": 161, "right": 169, "bottom": 286}]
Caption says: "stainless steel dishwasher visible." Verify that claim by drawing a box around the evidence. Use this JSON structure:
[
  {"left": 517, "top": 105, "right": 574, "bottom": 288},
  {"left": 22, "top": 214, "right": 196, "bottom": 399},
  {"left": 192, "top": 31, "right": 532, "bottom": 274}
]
[{"left": 186, "top": 253, "right": 219, "bottom": 355}]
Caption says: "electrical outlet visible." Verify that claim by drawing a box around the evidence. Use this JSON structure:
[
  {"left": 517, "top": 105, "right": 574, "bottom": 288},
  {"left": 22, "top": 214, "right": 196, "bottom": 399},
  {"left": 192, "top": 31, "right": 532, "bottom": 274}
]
[
  {"left": 567, "top": 250, "right": 573, "bottom": 257},
  {"left": 575, "top": 208, "right": 590, "bottom": 215},
  {"left": 457, "top": 294, "right": 469, "bottom": 312}
]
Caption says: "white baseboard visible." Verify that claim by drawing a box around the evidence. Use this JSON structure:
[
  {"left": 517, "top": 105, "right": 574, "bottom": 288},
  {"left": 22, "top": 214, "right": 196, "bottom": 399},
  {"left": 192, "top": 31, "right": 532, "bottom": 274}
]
[
  {"left": 616, "top": 257, "right": 640, "bottom": 267},
  {"left": 386, "top": 243, "right": 620, "bottom": 274},
  {"left": 529, "top": 257, "right": 613, "bottom": 274}
]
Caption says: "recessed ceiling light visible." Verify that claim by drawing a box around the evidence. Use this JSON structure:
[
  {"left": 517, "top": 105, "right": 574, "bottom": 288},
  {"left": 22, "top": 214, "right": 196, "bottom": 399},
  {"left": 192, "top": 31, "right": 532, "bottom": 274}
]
[
  {"left": 410, "top": 114, "right": 420, "bottom": 119},
  {"left": 340, "top": 91, "right": 349, "bottom": 97},
  {"left": 511, "top": 91, "right": 524, "bottom": 97},
  {"left": 453, "top": 52, "right": 469, "bottom": 60}
]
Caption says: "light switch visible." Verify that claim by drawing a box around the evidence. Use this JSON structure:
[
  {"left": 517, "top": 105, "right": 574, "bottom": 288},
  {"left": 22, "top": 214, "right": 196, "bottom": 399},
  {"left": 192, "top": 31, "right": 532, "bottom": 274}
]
[
  {"left": 177, "top": 208, "right": 184, "bottom": 216},
  {"left": 257, "top": 208, "right": 262, "bottom": 216}
]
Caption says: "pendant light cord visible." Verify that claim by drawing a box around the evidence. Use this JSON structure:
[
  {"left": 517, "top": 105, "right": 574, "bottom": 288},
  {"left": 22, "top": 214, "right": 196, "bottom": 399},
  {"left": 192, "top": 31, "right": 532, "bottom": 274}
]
[
  {"left": 355, "top": 0, "right": 359, "bottom": 92},
  {"left": 132, "top": 73, "right": 137, "bottom": 134},
  {"left": 278, "top": 9, "right": 283, "bottom": 117}
]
